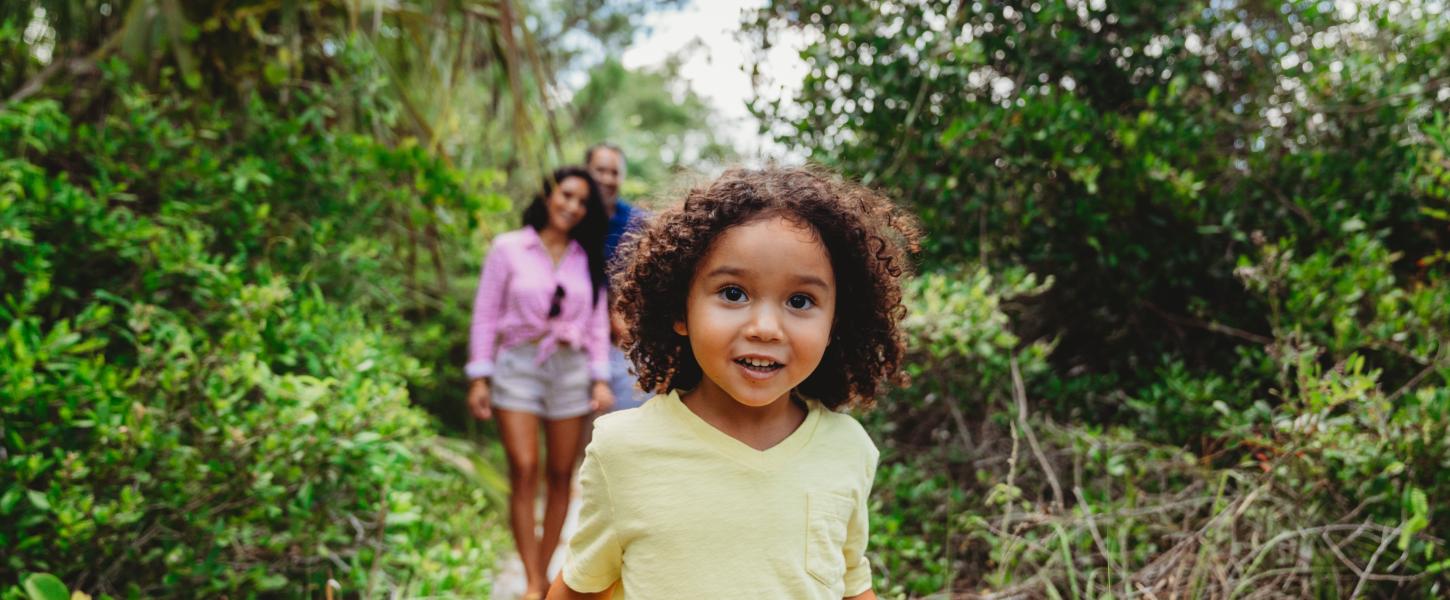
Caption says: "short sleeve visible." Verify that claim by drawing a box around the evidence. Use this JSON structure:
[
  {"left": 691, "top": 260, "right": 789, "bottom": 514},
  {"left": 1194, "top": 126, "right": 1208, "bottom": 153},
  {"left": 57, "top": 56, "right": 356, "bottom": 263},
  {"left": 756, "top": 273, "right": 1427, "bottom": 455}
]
[
  {"left": 562, "top": 445, "right": 623, "bottom": 592},
  {"left": 842, "top": 446, "right": 879, "bottom": 595}
]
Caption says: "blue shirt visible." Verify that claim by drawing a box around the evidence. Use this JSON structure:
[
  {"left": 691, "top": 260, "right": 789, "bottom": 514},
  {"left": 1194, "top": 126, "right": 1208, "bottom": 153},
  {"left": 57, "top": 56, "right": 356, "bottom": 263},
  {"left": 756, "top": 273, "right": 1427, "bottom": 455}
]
[{"left": 604, "top": 198, "right": 645, "bottom": 266}]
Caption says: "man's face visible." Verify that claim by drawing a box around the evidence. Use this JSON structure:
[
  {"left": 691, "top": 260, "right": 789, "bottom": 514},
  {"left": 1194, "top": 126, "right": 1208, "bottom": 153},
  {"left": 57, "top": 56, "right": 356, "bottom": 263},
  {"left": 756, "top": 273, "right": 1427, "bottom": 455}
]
[{"left": 587, "top": 148, "right": 625, "bottom": 205}]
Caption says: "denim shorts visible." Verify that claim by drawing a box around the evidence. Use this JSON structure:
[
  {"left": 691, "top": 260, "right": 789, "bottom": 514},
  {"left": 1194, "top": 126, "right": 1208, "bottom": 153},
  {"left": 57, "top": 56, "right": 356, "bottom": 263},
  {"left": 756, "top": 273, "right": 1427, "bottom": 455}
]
[{"left": 490, "top": 342, "right": 593, "bottom": 420}]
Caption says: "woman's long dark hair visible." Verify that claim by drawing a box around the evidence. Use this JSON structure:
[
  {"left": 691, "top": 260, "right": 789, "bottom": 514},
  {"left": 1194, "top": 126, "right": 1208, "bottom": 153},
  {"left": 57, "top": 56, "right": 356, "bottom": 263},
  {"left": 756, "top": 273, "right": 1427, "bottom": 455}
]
[{"left": 522, "top": 166, "right": 608, "bottom": 305}]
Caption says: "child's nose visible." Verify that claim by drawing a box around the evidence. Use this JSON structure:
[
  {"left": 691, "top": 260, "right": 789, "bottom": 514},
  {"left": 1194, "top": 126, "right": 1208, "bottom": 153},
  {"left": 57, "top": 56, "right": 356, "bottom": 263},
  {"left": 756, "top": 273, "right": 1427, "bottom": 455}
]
[{"left": 744, "top": 306, "right": 785, "bottom": 342}]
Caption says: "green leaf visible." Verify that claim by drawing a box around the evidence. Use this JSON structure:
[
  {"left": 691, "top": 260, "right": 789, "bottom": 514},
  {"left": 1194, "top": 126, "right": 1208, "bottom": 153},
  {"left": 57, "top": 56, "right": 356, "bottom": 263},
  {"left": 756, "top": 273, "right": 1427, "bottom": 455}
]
[
  {"left": 940, "top": 118, "right": 970, "bottom": 145},
  {"left": 22, "top": 573, "right": 69, "bottom": 600},
  {"left": 1400, "top": 514, "right": 1428, "bottom": 551},
  {"left": 263, "top": 62, "right": 289, "bottom": 86},
  {"left": 27, "top": 489, "right": 51, "bottom": 511},
  {"left": 0, "top": 488, "right": 21, "bottom": 514}
]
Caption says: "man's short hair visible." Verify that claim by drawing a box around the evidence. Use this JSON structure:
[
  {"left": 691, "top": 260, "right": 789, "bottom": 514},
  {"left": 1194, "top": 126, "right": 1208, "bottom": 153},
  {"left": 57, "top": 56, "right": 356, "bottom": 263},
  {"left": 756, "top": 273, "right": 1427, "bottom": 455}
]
[{"left": 585, "top": 142, "right": 626, "bottom": 165}]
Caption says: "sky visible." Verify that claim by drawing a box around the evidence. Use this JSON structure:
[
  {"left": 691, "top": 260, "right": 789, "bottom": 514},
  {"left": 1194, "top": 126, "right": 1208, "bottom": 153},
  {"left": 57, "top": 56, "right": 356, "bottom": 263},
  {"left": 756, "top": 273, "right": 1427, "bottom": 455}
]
[{"left": 619, "top": 0, "right": 809, "bottom": 163}]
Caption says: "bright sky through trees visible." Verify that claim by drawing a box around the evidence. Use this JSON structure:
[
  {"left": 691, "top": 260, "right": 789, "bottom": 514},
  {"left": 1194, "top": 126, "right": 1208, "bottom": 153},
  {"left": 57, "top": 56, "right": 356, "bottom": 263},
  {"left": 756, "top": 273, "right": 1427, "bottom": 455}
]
[{"left": 621, "top": 0, "right": 808, "bottom": 163}]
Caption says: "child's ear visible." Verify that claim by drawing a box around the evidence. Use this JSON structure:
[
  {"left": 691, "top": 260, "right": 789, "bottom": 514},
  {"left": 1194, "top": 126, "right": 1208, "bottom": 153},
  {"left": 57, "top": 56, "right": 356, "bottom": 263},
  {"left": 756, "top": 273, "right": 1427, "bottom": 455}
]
[{"left": 673, "top": 320, "right": 688, "bottom": 336}]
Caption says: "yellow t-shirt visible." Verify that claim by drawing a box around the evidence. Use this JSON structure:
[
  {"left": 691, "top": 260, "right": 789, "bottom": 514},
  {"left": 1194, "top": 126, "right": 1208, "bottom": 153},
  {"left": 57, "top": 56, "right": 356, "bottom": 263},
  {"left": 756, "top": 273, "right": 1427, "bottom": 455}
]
[{"left": 562, "top": 391, "right": 878, "bottom": 599}]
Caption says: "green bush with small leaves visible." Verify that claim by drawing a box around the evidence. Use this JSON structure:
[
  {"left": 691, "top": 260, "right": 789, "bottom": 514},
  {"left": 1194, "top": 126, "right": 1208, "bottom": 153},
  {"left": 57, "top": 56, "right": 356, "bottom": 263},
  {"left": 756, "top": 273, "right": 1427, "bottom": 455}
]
[
  {"left": 868, "top": 248, "right": 1449, "bottom": 597},
  {"left": 1, "top": 70, "right": 509, "bottom": 597},
  {"left": 759, "top": 2, "right": 1450, "bottom": 595}
]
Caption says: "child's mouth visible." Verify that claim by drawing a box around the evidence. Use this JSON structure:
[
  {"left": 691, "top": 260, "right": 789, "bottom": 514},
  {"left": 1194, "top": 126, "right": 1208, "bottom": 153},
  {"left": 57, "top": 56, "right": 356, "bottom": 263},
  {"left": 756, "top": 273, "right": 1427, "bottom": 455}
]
[{"left": 734, "top": 357, "right": 783, "bottom": 374}]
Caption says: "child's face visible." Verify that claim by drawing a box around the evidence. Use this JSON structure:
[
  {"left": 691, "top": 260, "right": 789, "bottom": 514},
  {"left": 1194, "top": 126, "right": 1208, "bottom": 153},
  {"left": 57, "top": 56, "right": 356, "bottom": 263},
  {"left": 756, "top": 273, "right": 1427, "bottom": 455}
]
[{"left": 674, "top": 215, "right": 836, "bottom": 408}]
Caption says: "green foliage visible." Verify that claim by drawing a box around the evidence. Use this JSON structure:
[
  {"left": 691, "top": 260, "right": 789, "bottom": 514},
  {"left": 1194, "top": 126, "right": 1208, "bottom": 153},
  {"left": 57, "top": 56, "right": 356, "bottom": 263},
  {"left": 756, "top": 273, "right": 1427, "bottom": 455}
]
[
  {"left": 759, "top": 4, "right": 1450, "bottom": 593},
  {"left": 0, "top": 71, "right": 508, "bottom": 596},
  {"left": 749, "top": 0, "right": 1450, "bottom": 423},
  {"left": 868, "top": 461, "right": 952, "bottom": 598},
  {"left": 868, "top": 266, "right": 1053, "bottom": 455},
  {"left": 901, "top": 267, "right": 1054, "bottom": 397},
  {"left": 18, "top": 574, "right": 67, "bottom": 600},
  {"left": 566, "top": 58, "right": 738, "bottom": 198},
  {"left": 1, "top": 0, "right": 550, "bottom": 149},
  {"left": 864, "top": 266, "right": 1054, "bottom": 596},
  {"left": 1234, "top": 232, "right": 1450, "bottom": 543},
  {"left": 1413, "top": 112, "right": 1450, "bottom": 268},
  {"left": 859, "top": 216, "right": 1450, "bottom": 598},
  {"left": 0, "top": 1, "right": 736, "bottom": 596},
  {"left": 0, "top": 0, "right": 692, "bottom": 215}
]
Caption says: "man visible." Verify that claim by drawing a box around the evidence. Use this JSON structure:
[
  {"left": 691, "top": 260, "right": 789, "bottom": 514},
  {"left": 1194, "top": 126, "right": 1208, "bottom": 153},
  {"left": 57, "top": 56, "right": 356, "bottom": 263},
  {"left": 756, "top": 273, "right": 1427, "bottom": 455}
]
[{"left": 586, "top": 143, "right": 648, "bottom": 412}]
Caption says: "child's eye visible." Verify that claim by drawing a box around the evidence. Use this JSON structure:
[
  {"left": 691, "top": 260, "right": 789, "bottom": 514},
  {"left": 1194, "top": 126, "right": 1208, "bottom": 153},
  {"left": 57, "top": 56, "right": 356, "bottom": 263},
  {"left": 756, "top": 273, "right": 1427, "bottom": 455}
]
[
  {"left": 787, "top": 294, "right": 815, "bottom": 310},
  {"left": 718, "top": 286, "right": 748, "bottom": 303}
]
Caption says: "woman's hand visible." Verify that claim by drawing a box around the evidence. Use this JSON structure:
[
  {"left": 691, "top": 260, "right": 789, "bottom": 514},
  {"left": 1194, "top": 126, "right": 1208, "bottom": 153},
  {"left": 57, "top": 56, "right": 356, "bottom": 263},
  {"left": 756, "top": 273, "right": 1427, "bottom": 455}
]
[
  {"left": 467, "top": 378, "right": 493, "bottom": 420},
  {"left": 589, "top": 380, "right": 615, "bottom": 413}
]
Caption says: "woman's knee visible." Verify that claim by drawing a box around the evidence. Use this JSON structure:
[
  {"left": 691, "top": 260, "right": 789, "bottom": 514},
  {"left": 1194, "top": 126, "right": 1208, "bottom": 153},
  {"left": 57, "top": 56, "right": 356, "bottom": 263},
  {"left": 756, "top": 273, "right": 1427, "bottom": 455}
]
[
  {"left": 545, "top": 463, "right": 573, "bottom": 486},
  {"left": 507, "top": 455, "right": 540, "bottom": 483}
]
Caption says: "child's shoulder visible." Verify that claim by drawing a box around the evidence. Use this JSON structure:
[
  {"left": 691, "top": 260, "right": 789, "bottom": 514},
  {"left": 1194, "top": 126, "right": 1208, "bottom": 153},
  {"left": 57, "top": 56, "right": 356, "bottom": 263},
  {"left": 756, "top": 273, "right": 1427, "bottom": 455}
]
[
  {"left": 811, "top": 405, "right": 880, "bottom": 460},
  {"left": 585, "top": 394, "right": 675, "bottom": 454},
  {"left": 813, "top": 402, "right": 873, "bottom": 438}
]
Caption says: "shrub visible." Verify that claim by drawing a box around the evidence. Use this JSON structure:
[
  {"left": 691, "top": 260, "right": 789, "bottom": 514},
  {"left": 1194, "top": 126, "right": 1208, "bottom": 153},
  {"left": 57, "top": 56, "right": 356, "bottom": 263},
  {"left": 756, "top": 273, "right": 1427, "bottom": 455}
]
[
  {"left": 864, "top": 266, "right": 1054, "bottom": 597},
  {"left": 749, "top": 1, "right": 1450, "bottom": 442},
  {"left": 1, "top": 77, "right": 508, "bottom": 597},
  {"left": 864, "top": 236, "right": 1449, "bottom": 598}
]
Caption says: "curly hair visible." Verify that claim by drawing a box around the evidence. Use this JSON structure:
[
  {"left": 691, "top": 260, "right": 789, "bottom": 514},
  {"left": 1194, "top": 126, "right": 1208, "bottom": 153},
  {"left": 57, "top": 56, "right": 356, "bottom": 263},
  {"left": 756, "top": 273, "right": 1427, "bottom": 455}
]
[{"left": 611, "top": 166, "right": 921, "bottom": 410}]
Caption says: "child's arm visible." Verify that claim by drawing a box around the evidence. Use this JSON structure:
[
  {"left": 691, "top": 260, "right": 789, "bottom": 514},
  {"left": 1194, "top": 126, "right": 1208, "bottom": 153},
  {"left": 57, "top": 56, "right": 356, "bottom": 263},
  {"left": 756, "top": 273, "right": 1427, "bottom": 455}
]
[
  {"left": 842, "top": 445, "right": 881, "bottom": 599},
  {"left": 544, "top": 573, "right": 614, "bottom": 600},
  {"left": 552, "top": 444, "right": 624, "bottom": 596}
]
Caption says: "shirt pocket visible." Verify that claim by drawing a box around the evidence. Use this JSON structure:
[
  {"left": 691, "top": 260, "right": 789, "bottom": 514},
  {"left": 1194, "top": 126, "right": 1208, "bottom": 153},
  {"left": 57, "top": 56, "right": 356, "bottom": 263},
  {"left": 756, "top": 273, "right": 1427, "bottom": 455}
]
[{"left": 805, "top": 491, "right": 856, "bottom": 586}]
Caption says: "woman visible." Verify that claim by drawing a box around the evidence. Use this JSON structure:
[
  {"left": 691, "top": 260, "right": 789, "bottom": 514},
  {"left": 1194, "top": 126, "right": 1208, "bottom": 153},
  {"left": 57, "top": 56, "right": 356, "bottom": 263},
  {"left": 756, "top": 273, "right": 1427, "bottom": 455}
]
[{"left": 466, "top": 166, "right": 615, "bottom": 599}]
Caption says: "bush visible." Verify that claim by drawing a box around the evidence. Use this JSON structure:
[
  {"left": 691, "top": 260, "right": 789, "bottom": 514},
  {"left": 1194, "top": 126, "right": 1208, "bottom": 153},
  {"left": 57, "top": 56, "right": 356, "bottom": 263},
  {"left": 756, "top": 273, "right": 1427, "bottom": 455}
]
[
  {"left": 864, "top": 240, "right": 1449, "bottom": 598},
  {"left": 864, "top": 266, "right": 1054, "bottom": 597},
  {"left": 750, "top": 1, "right": 1450, "bottom": 442},
  {"left": 755, "top": 5, "right": 1450, "bottom": 594},
  {"left": 1, "top": 77, "right": 508, "bottom": 596}
]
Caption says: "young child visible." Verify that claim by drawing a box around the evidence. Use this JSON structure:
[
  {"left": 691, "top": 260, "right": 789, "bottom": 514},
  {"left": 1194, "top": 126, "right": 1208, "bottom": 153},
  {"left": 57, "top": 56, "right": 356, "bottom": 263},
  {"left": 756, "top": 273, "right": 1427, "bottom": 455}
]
[{"left": 546, "top": 167, "right": 919, "bottom": 600}]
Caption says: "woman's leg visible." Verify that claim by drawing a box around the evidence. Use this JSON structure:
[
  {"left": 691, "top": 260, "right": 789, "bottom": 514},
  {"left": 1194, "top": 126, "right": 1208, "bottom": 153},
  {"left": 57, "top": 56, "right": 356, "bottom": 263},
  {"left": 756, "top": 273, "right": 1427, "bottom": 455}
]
[
  {"left": 496, "top": 408, "right": 545, "bottom": 594},
  {"left": 538, "top": 414, "right": 587, "bottom": 584}
]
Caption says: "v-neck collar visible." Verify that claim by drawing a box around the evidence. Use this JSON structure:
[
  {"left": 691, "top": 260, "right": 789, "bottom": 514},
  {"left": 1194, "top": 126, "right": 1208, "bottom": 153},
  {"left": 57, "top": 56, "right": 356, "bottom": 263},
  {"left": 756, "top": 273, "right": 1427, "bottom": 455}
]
[{"left": 661, "top": 390, "right": 821, "bottom": 471}]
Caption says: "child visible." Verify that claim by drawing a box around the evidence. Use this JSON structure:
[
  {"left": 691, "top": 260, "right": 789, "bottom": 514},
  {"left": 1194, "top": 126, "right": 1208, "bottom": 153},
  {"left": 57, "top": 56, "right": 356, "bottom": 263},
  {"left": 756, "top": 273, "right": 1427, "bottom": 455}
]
[{"left": 546, "top": 167, "right": 919, "bottom": 600}]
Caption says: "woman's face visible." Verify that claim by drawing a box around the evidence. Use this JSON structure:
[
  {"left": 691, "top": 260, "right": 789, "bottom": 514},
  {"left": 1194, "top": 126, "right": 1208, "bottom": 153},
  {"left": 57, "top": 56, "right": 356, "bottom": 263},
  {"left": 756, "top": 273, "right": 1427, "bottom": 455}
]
[{"left": 544, "top": 176, "right": 590, "bottom": 234}]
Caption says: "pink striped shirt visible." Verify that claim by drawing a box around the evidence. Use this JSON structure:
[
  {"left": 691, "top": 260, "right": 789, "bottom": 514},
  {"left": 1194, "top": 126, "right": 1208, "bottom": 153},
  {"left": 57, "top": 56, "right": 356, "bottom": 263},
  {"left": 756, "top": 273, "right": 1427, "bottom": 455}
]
[{"left": 465, "top": 227, "right": 610, "bottom": 381}]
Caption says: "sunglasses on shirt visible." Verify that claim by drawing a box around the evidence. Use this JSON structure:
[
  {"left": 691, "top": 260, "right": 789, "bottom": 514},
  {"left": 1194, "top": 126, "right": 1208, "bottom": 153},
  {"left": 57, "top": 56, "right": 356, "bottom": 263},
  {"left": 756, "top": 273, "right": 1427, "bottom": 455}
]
[{"left": 548, "top": 284, "right": 564, "bottom": 319}]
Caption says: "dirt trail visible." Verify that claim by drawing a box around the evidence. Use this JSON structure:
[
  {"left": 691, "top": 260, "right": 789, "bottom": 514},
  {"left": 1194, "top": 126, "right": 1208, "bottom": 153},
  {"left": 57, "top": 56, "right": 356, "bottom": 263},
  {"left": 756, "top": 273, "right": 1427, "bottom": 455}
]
[{"left": 489, "top": 481, "right": 583, "bottom": 600}]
